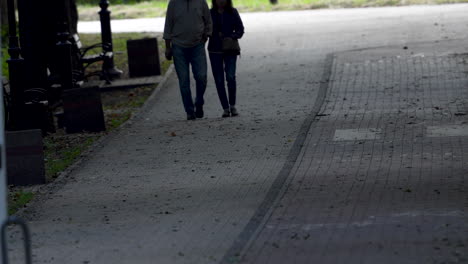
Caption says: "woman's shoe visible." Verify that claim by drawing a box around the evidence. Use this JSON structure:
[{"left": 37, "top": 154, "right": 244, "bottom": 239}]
[
  {"left": 230, "top": 106, "right": 239, "bottom": 116},
  {"left": 222, "top": 109, "right": 231, "bottom": 118},
  {"left": 195, "top": 106, "right": 204, "bottom": 118},
  {"left": 187, "top": 113, "right": 196, "bottom": 120}
]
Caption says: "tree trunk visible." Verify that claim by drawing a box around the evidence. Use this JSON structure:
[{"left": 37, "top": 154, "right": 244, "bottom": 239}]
[
  {"left": 0, "top": 0, "right": 8, "bottom": 29},
  {"left": 70, "top": 0, "right": 78, "bottom": 35}
]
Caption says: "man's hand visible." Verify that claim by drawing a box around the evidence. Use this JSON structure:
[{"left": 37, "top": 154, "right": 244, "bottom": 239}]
[
  {"left": 165, "top": 47, "right": 173, "bottom": 61},
  {"left": 202, "top": 33, "right": 210, "bottom": 43},
  {"left": 165, "top": 39, "right": 173, "bottom": 60}
]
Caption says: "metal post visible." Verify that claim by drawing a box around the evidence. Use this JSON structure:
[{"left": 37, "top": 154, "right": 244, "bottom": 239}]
[
  {"left": 0, "top": 11, "right": 9, "bottom": 261},
  {"left": 1, "top": 217, "right": 33, "bottom": 264},
  {"left": 6, "top": 0, "right": 26, "bottom": 130},
  {"left": 56, "top": 23, "right": 74, "bottom": 90},
  {"left": 6, "top": 0, "right": 20, "bottom": 60},
  {"left": 99, "top": 0, "right": 122, "bottom": 78}
]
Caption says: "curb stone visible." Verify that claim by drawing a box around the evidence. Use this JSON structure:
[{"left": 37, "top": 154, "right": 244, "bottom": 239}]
[{"left": 220, "top": 54, "right": 334, "bottom": 263}]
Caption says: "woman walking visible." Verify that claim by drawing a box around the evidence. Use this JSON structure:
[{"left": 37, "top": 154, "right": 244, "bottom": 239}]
[{"left": 208, "top": 0, "right": 245, "bottom": 117}]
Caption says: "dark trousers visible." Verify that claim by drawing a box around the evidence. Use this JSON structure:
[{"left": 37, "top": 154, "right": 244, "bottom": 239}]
[
  {"left": 209, "top": 52, "right": 238, "bottom": 110},
  {"left": 173, "top": 43, "right": 208, "bottom": 114}
]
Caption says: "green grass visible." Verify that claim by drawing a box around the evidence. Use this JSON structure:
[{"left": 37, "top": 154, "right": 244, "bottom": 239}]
[
  {"left": 79, "top": 1, "right": 168, "bottom": 21},
  {"left": 78, "top": 0, "right": 145, "bottom": 4},
  {"left": 77, "top": 0, "right": 468, "bottom": 21},
  {"left": 102, "top": 84, "right": 157, "bottom": 129},
  {"left": 107, "top": 111, "right": 133, "bottom": 129},
  {"left": 8, "top": 191, "right": 34, "bottom": 215},
  {"left": 44, "top": 135, "right": 99, "bottom": 180},
  {"left": 1, "top": 26, "right": 9, "bottom": 79}
]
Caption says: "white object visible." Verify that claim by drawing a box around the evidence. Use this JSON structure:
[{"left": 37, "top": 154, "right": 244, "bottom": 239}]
[{"left": 334, "top": 128, "right": 381, "bottom": 141}]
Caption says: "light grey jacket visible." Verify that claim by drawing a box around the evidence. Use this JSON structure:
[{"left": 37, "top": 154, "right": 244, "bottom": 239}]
[{"left": 163, "top": 0, "right": 213, "bottom": 48}]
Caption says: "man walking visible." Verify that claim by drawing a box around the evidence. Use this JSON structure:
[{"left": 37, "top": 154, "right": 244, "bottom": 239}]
[{"left": 164, "top": 0, "right": 213, "bottom": 120}]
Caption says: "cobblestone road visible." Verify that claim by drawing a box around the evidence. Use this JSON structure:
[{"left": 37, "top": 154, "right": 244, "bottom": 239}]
[{"left": 239, "top": 45, "right": 468, "bottom": 264}]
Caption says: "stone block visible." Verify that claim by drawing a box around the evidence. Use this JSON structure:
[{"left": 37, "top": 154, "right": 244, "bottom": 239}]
[
  {"left": 62, "top": 86, "right": 106, "bottom": 134},
  {"left": 6, "top": 129, "right": 45, "bottom": 186},
  {"left": 127, "top": 38, "right": 161, "bottom": 78}
]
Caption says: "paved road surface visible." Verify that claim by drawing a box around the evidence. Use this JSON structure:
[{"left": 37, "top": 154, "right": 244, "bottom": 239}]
[
  {"left": 240, "top": 42, "right": 468, "bottom": 264},
  {"left": 10, "top": 5, "right": 468, "bottom": 264}
]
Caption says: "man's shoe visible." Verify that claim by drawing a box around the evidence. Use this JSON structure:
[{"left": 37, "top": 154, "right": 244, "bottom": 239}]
[
  {"left": 187, "top": 113, "right": 196, "bottom": 120},
  {"left": 195, "top": 106, "right": 204, "bottom": 118},
  {"left": 230, "top": 106, "right": 239, "bottom": 116},
  {"left": 222, "top": 109, "right": 231, "bottom": 118}
]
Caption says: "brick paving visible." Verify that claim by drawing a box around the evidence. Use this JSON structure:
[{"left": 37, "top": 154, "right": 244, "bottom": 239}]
[{"left": 238, "top": 47, "right": 468, "bottom": 264}]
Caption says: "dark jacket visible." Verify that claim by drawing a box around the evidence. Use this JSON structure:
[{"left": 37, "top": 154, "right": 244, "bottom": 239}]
[{"left": 208, "top": 8, "right": 245, "bottom": 55}]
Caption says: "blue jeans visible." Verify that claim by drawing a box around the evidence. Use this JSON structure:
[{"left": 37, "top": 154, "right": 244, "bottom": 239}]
[
  {"left": 209, "top": 53, "right": 237, "bottom": 110},
  {"left": 172, "top": 43, "right": 208, "bottom": 114}
]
